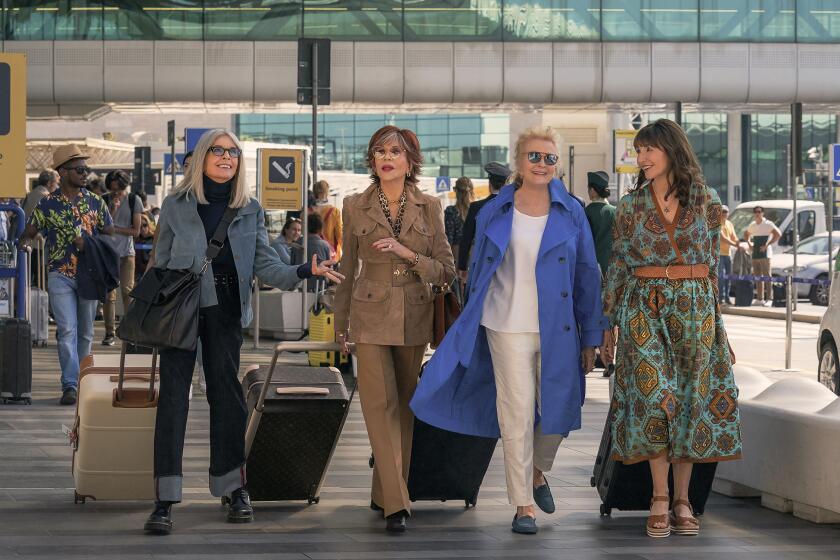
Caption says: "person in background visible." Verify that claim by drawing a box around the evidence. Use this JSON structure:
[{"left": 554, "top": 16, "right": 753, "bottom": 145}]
[
  {"left": 270, "top": 217, "right": 302, "bottom": 265},
  {"left": 20, "top": 144, "right": 114, "bottom": 406},
  {"left": 87, "top": 174, "right": 105, "bottom": 197},
  {"left": 744, "top": 206, "right": 781, "bottom": 307},
  {"left": 292, "top": 213, "right": 333, "bottom": 291},
  {"left": 444, "top": 177, "right": 474, "bottom": 261},
  {"left": 584, "top": 170, "right": 616, "bottom": 378},
  {"left": 313, "top": 180, "right": 342, "bottom": 260},
  {"left": 134, "top": 212, "right": 156, "bottom": 280},
  {"left": 22, "top": 169, "right": 60, "bottom": 219},
  {"left": 182, "top": 151, "right": 193, "bottom": 173},
  {"left": 457, "top": 162, "right": 511, "bottom": 282},
  {"left": 101, "top": 170, "right": 143, "bottom": 346},
  {"left": 718, "top": 205, "right": 739, "bottom": 305}
]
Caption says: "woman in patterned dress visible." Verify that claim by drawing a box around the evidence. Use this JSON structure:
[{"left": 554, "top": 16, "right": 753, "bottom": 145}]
[{"left": 602, "top": 119, "right": 741, "bottom": 538}]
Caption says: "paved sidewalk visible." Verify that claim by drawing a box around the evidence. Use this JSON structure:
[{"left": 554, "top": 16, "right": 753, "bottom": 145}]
[
  {"left": 722, "top": 301, "right": 827, "bottom": 324},
  {"left": 0, "top": 327, "right": 839, "bottom": 559}
]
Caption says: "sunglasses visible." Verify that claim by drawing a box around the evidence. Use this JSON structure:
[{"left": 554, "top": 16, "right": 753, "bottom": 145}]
[
  {"left": 66, "top": 166, "right": 90, "bottom": 175},
  {"left": 208, "top": 146, "right": 242, "bottom": 158},
  {"left": 527, "top": 152, "right": 558, "bottom": 166},
  {"left": 372, "top": 146, "right": 405, "bottom": 160}
]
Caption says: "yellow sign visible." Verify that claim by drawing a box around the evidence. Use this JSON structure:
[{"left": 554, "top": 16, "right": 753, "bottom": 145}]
[
  {"left": 258, "top": 148, "right": 305, "bottom": 211},
  {"left": 614, "top": 129, "right": 639, "bottom": 174},
  {"left": 0, "top": 53, "right": 26, "bottom": 198}
]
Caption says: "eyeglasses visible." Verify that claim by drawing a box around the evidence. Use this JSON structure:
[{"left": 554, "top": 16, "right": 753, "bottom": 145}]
[
  {"left": 372, "top": 146, "right": 405, "bottom": 160},
  {"left": 66, "top": 166, "right": 90, "bottom": 175},
  {"left": 207, "top": 146, "right": 242, "bottom": 158},
  {"left": 527, "top": 152, "right": 558, "bottom": 166}
]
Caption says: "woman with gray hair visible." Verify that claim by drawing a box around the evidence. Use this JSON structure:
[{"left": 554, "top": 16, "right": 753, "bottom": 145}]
[{"left": 144, "top": 129, "right": 343, "bottom": 535}]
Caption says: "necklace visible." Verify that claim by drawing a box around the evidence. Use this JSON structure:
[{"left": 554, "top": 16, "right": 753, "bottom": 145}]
[{"left": 378, "top": 186, "right": 407, "bottom": 238}]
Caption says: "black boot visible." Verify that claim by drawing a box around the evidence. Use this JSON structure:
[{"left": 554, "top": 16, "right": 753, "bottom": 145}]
[
  {"left": 227, "top": 487, "right": 254, "bottom": 523},
  {"left": 385, "top": 510, "right": 408, "bottom": 533},
  {"left": 144, "top": 502, "right": 173, "bottom": 535}
]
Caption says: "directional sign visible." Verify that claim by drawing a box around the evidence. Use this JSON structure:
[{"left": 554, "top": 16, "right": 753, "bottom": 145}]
[
  {"left": 185, "top": 128, "right": 213, "bottom": 152},
  {"left": 0, "top": 53, "right": 26, "bottom": 198},
  {"left": 258, "top": 148, "right": 305, "bottom": 210},
  {"left": 436, "top": 176, "right": 451, "bottom": 193},
  {"left": 163, "top": 153, "right": 186, "bottom": 175},
  {"left": 831, "top": 144, "right": 840, "bottom": 184}
]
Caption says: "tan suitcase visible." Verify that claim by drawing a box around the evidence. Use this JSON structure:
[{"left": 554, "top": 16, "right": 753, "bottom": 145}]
[{"left": 72, "top": 346, "right": 159, "bottom": 503}]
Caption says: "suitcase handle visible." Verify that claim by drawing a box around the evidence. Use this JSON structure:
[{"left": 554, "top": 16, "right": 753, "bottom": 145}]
[
  {"left": 116, "top": 342, "right": 158, "bottom": 403},
  {"left": 244, "top": 341, "right": 355, "bottom": 457}
]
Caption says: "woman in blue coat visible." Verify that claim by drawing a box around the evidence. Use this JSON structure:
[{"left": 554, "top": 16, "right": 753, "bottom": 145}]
[{"left": 411, "top": 126, "right": 608, "bottom": 534}]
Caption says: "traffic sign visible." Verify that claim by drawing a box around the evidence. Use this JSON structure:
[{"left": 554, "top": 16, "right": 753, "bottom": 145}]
[
  {"left": 0, "top": 53, "right": 26, "bottom": 198},
  {"left": 258, "top": 148, "right": 305, "bottom": 210},
  {"left": 830, "top": 144, "right": 840, "bottom": 183},
  {"left": 185, "top": 128, "right": 213, "bottom": 152},
  {"left": 436, "top": 176, "right": 451, "bottom": 193},
  {"left": 163, "top": 153, "right": 186, "bottom": 175}
]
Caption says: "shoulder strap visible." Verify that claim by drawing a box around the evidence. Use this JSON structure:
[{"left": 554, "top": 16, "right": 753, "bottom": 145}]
[
  {"left": 128, "top": 193, "right": 137, "bottom": 215},
  {"left": 203, "top": 206, "right": 239, "bottom": 269}
]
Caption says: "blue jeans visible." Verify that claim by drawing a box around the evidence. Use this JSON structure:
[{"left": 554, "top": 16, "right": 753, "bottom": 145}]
[
  {"left": 718, "top": 255, "right": 732, "bottom": 302},
  {"left": 48, "top": 272, "right": 97, "bottom": 391}
]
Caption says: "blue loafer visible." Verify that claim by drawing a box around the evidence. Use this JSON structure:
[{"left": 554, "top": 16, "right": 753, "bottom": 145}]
[
  {"left": 533, "top": 479, "right": 555, "bottom": 514},
  {"left": 512, "top": 514, "right": 538, "bottom": 534}
]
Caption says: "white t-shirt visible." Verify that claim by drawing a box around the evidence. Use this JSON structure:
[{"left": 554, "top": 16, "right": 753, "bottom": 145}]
[
  {"left": 747, "top": 220, "right": 781, "bottom": 258},
  {"left": 481, "top": 208, "right": 548, "bottom": 333}
]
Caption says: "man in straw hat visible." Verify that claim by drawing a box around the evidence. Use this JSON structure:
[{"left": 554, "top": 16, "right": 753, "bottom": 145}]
[{"left": 21, "top": 144, "right": 114, "bottom": 405}]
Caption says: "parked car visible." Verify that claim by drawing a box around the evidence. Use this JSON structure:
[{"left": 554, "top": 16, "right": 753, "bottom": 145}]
[
  {"left": 817, "top": 271, "right": 840, "bottom": 394},
  {"left": 771, "top": 232, "right": 840, "bottom": 306},
  {"left": 728, "top": 199, "right": 826, "bottom": 250}
]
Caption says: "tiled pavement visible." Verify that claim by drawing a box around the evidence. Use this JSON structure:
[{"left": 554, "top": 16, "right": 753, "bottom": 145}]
[{"left": 1, "top": 327, "right": 839, "bottom": 559}]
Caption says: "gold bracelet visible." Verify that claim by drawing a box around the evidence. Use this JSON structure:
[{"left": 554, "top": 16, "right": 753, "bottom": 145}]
[{"left": 409, "top": 252, "right": 420, "bottom": 267}]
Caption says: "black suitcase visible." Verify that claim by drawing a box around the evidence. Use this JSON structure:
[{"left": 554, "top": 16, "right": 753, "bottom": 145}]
[
  {"left": 734, "top": 279, "right": 754, "bottom": 307},
  {"left": 591, "top": 416, "right": 716, "bottom": 516},
  {"left": 242, "top": 362, "right": 350, "bottom": 504},
  {"left": 0, "top": 317, "right": 33, "bottom": 404}
]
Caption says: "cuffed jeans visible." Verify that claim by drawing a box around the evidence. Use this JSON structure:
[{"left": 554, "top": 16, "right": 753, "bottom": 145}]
[
  {"left": 153, "top": 277, "right": 246, "bottom": 503},
  {"left": 718, "top": 255, "right": 732, "bottom": 302},
  {"left": 485, "top": 329, "right": 564, "bottom": 507},
  {"left": 48, "top": 272, "right": 97, "bottom": 391}
]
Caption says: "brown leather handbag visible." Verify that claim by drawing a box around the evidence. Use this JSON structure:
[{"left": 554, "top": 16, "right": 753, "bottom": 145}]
[{"left": 432, "top": 278, "right": 462, "bottom": 349}]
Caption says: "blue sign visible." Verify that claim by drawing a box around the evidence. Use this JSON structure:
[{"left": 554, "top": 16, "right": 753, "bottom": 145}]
[
  {"left": 435, "top": 176, "right": 451, "bottom": 193},
  {"left": 185, "top": 128, "right": 213, "bottom": 152},
  {"left": 163, "top": 153, "right": 186, "bottom": 174},
  {"left": 831, "top": 144, "right": 840, "bottom": 183}
]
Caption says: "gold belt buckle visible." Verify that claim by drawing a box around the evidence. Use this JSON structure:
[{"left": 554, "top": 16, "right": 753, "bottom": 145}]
[{"left": 665, "top": 264, "right": 675, "bottom": 280}]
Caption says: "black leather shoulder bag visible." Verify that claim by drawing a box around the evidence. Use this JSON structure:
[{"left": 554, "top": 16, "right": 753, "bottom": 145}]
[{"left": 118, "top": 206, "right": 238, "bottom": 351}]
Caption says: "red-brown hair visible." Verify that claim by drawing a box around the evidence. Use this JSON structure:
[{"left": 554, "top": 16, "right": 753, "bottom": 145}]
[{"left": 366, "top": 125, "right": 423, "bottom": 189}]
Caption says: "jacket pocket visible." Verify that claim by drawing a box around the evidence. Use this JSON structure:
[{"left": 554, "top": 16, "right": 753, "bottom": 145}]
[
  {"left": 404, "top": 282, "right": 433, "bottom": 305},
  {"left": 168, "top": 254, "right": 195, "bottom": 271},
  {"left": 352, "top": 278, "right": 391, "bottom": 303}
]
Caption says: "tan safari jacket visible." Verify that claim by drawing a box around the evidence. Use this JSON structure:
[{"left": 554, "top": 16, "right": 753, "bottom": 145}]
[{"left": 334, "top": 183, "right": 455, "bottom": 346}]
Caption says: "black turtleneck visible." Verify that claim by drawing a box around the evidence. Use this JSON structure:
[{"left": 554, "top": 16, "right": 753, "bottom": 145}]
[{"left": 197, "top": 176, "right": 237, "bottom": 275}]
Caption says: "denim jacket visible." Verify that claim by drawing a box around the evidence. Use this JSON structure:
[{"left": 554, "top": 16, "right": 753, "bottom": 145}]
[{"left": 154, "top": 190, "right": 303, "bottom": 327}]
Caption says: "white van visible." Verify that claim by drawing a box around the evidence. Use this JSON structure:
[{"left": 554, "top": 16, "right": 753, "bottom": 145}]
[{"left": 728, "top": 199, "right": 826, "bottom": 250}]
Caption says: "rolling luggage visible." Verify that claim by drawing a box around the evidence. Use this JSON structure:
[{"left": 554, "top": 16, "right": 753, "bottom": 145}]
[
  {"left": 71, "top": 345, "right": 159, "bottom": 503},
  {"left": 591, "top": 415, "right": 716, "bottom": 516},
  {"left": 734, "top": 279, "right": 754, "bottom": 307},
  {"left": 0, "top": 317, "right": 33, "bottom": 404},
  {"left": 28, "top": 238, "right": 49, "bottom": 347},
  {"left": 243, "top": 341, "right": 354, "bottom": 504},
  {"left": 406, "top": 418, "right": 498, "bottom": 507},
  {"left": 308, "top": 282, "right": 348, "bottom": 369}
]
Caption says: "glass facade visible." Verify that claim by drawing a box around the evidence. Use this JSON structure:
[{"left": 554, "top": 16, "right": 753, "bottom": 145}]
[
  {"left": 236, "top": 113, "right": 510, "bottom": 178},
  {"left": 3, "top": 1, "right": 840, "bottom": 42}
]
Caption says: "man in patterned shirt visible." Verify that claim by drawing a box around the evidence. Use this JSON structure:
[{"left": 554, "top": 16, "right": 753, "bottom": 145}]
[{"left": 21, "top": 145, "right": 113, "bottom": 405}]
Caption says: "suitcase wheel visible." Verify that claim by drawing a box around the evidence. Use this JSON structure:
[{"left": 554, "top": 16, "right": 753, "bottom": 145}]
[
  {"left": 590, "top": 476, "right": 596, "bottom": 487},
  {"left": 368, "top": 454, "right": 374, "bottom": 469},
  {"left": 465, "top": 498, "right": 477, "bottom": 508},
  {"left": 221, "top": 496, "right": 230, "bottom": 507},
  {"left": 74, "top": 492, "right": 85, "bottom": 504},
  {"left": 599, "top": 504, "right": 611, "bottom": 517},
  {"left": 307, "top": 496, "right": 320, "bottom": 505}
]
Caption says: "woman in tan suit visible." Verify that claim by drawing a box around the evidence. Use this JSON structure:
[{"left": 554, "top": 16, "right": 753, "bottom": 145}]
[{"left": 335, "top": 125, "right": 455, "bottom": 533}]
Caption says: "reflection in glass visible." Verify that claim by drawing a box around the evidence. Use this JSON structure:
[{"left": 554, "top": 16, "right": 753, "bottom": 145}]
[
  {"left": 103, "top": 1, "right": 203, "bottom": 40},
  {"left": 403, "top": 0, "right": 502, "bottom": 40},
  {"left": 602, "top": 0, "right": 699, "bottom": 41},
  {"left": 302, "top": 0, "right": 401, "bottom": 40},
  {"left": 502, "top": 0, "right": 599, "bottom": 40},
  {"left": 797, "top": 0, "right": 840, "bottom": 42},
  {"left": 700, "top": 0, "right": 795, "bottom": 42},
  {"left": 204, "top": 1, "right": 302, "bottom": 40}
]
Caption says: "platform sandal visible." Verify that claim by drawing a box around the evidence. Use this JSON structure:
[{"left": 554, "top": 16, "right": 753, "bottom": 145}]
[
  {"left": 646, "top": 495, "right": 671, "bottom": 538},
  {"left": 670, "top": 499, "right": 700, "bottom": 536}
]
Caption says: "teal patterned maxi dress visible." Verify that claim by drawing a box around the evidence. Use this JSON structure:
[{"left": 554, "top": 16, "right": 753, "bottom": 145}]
[{"left": 603, "top": 183, "right": 742, "bottom": 464}]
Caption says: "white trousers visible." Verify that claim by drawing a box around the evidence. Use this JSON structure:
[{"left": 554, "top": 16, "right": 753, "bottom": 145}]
[{"left": 486, "top": 329, "right": 564, "bottom": 506}]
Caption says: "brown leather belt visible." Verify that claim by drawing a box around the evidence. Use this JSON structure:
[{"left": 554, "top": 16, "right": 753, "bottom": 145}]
[
  {"left": 633, "top": 264, "right": 710, "bottom": 280},
  {"left": 360, "top": 261, "right": 421, "bottom": 286}
]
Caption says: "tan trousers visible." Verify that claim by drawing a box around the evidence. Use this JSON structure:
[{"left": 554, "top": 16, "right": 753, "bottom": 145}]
[
  {"left": 752, "top": 257, "right": 771, "bottom": 301},
  {"left": 356, "top": 343, "right": 426, "bottom": 517},
  {"left": 104, "top": 255, "right": 135, "bottom": 336},
  {"left": 486, "top": 329, "right": 564, "bottom": 506}
]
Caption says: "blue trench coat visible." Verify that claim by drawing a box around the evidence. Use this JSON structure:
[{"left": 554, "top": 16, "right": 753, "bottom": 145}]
[{"left": 410, "top": 179, "right": 609, "bottom": 438}]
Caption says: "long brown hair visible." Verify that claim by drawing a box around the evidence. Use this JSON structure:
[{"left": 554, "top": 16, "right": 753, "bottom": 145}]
[
  {"left": 454, "top": 176, "right": 474, "bottom": 220},
  {"left": 632, "top": 119, "right": 704, "bottom": 208},
  {"left": 365, "top": 125, "right": 423, "bottom": 190}
]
